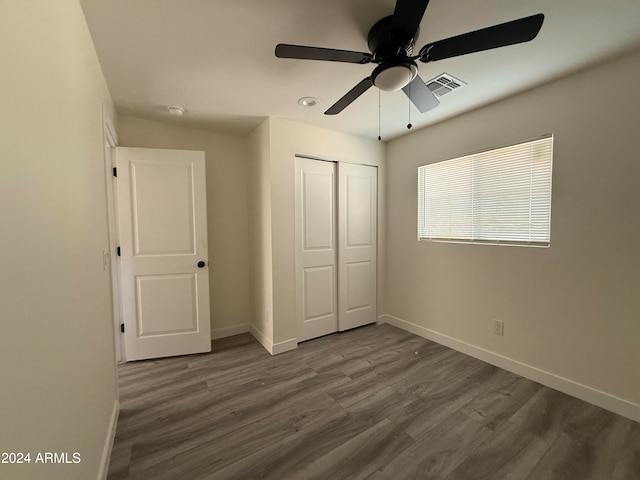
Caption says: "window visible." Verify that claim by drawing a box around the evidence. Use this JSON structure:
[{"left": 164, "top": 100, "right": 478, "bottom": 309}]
[{"left": 418, "top": 135, "right": 553, "bottom": 247}]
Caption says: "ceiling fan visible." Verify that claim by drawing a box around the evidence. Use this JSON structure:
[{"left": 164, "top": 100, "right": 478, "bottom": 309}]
[{"left": 275, "top": 0, "right": 544, "bottom": 115}]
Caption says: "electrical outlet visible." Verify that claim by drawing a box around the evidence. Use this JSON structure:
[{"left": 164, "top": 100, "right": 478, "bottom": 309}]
[{"left": 493, "top": 319, "right": 504, "bottom": 336}]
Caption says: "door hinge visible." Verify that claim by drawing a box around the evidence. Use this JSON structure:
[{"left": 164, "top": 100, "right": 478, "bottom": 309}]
[
  {"left": 112, "top": 167, "right": 117, "bottom": 177},
  {"left": 120, "top": 323, "right": 125, "bottom": 333},
  {"left": 116, "top": 246, "right": 121, "bottom": 257}
]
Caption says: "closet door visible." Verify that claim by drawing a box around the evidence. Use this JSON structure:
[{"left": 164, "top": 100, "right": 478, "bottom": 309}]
[
  {"left": 295, "top": 158, "right": 338, "bottom": 341},
  {"left": 338, "top": 163, "right": 378, "bottom": 331}
]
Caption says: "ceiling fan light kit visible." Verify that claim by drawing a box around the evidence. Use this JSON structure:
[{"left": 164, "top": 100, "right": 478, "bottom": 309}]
[
  {"left": 371, "top": 61, "right": 417, "bottom": 91},
  {"left": 275, "top": 0, "right": 544, "bottom": 118}
]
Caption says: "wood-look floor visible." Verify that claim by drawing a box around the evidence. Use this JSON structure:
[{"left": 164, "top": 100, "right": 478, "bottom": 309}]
[{"left": 108, "top": 324, "right": 640, "bottom": 480}]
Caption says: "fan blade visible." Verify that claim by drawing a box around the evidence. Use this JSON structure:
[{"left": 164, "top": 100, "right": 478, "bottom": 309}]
[
  {"left": 419, "top": 13, "right": 544, "bottom": 62},
  {"left": 275, "top": 44, "right": 373, "bottom": 64},
  {"left": 391, "top": 0, "right": 430, "bottom": 39},
  {"left": 402, "top": 75, "right": 439, "bottom": 113},
  {"left": 325, "top": 77, "right": 373, "bottom": 115}
]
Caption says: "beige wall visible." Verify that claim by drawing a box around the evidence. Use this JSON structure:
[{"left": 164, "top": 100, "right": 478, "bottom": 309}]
[
  {"left": 268, "top": 118, "right": 386, "bottom": 345},
  {"left": 247, "top": 119, "right": 274, "bottom": 342},
  {"left": 0, "top": 1, "right": 118, "bottom": 478},
  {"left": 385, "top": 50, "right": 640, "bottom": 414},
  {"left": 117, "top": 115, "right": 387, "bottom": 352},
  {"left": 117, "top": 116, "right": 251, "bottom": 337}
]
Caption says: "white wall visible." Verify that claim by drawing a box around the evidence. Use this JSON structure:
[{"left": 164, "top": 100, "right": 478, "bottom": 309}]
[
  {"left": 117, "top": 116, "right": 252, "bottom": 339},
  {"left": 385, "top": 50, "right": 640, "bottom": 419},
  {"left": 0, "top": 1, "right": 118, "bottom": 478},
  {"left": 268, "top": 118, "right": 386, "bottom": 346}
]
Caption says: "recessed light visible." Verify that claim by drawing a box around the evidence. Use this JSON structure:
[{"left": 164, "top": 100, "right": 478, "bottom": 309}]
[
  {"left": 167, "top": 105, "right": 186, "bottom": 117},
  {"left": 298, "top": 97, "right": 318, "bottom": 107}
]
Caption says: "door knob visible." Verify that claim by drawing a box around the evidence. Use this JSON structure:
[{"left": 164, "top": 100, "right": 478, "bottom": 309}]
[{"left": 197, "top": 261, "right": 206, "bottom": 268}]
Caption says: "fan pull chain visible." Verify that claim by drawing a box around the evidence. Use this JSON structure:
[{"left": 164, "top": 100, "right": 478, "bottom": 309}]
[
  {"left": 378, "top": 89, "right": 382, "bottom": 141},
  {"left": 407, "top": 82, "right": 413, "bottom": 130}
]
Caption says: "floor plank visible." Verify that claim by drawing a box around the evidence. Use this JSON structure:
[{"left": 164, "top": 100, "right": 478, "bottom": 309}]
[{"left": 108, "top": 323, "right": 640, "bottom": 479}]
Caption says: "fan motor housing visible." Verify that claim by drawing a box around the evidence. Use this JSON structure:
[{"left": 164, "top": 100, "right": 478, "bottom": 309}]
[{"left": 367, "top": 15, "right": 418, "bottom": 61}]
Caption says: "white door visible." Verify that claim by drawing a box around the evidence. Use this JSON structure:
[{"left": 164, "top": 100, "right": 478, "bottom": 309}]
[
  {"left": 295, "top": 158, "right": 378, "bottom": 342},
  {"left": 338, "top": 162, "right": 377, "bottom": 331},
  {"left": 116, "top": 147, "right": 211, "bottom": 361},
  {"left": 295, "top": 158, "right": 338, "bottom": 341}
]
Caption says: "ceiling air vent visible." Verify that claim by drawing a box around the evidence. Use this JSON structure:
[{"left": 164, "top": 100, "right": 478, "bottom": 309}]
[{"left": 425, "top": 73, "right": 466, "bottom": 97}]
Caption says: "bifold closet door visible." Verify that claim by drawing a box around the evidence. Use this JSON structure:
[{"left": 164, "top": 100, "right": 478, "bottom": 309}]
[
  {"left": 338, "top": 162, "right": 377, "bottom": 331},
  {"left": 295, "top": 158, "right": 377, "bottom": 342},
  {"left": 295, "top": 158, "right": 339, "bottom": 342}
]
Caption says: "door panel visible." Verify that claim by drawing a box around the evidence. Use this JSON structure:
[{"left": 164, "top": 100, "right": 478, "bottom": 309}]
[
  {"left": 136, "top": 274, "right": 197, "bottom": 336},
  {"left": 345, "top": 261, "right": 373, "bottom": 311},
  {"left": 117, "top": 147, "right": 211, "bottom": 361},
  {"left": 339, "top": 163, "right": 377, "bottom": 331},
  {"left": 303, "top": 265, "right": 335, "bottom": 319},
  {"left": 346, "top": 175, "right": 373, "bottom": 247},
  {"left": 131, "top": 160, "right": 195, "bottom": 255},
  {"left": 302, "top": 170, "right": 334, "bottom": 250},
  {"left": 295, "top": 158, "right": 338, "bottom": 341}
]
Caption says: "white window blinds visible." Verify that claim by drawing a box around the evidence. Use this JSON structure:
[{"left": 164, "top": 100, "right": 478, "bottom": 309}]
[{"left": 418, "top": 135, "right": 553, "bottom": 247}]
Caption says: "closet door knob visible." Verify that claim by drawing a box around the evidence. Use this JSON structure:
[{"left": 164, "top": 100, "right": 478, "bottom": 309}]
[{"left": 197, "top": 261, "right": 206, "bottom": 268}]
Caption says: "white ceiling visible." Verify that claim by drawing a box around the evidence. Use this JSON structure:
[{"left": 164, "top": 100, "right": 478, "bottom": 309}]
[{"left": 80, "top": 0, "right": 640, "bottom": 140}]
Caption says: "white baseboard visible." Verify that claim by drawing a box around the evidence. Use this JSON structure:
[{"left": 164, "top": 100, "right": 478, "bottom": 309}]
[
  {"left": 272, "top": 337, "right": 298, "bottom": 355},
  {"left": 249, "top": 324, "right": 271, "bottom": 352},
  {"left": 381, "top": 314, "right": 640, "bottom": 423},
  {"left": 212, "top": 323, "right": 249, "bottom": 340},
  {"left": 97, "top": 399, "right": 119, "bottom": 480},
  {"left": 377, "top": 314, "right": 388, "bottom": 325},
  {"left": 249, "top": 324, "right": 297, "bottom": 355}
]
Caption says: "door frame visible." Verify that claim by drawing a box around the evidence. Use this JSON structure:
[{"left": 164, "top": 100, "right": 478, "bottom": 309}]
[{"left": 102, "top": 106, "right": 124, "bottom": 363}]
